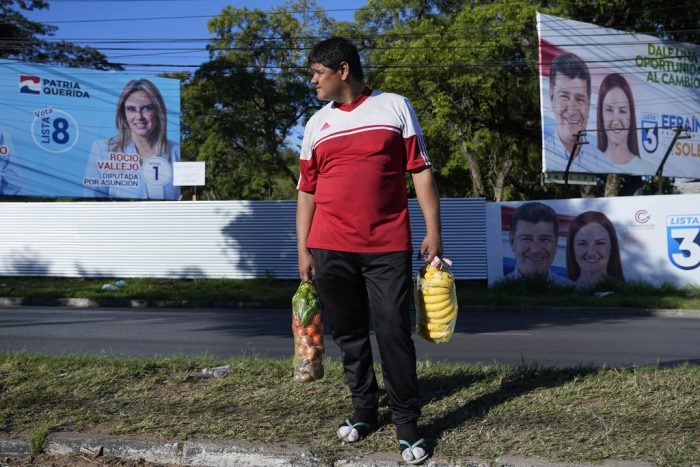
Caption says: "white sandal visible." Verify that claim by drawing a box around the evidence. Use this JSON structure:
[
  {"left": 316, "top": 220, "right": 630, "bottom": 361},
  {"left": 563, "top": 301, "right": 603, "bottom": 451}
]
[{"left": 399, "top": 438, "right": 430, "bottom": 465}]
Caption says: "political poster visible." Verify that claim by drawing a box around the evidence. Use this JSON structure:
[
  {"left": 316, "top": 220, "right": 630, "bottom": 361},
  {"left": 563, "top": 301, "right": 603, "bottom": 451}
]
[
  {"left": 486, "top": 194, "right": 700, "bottom": 288},
  {"left": 538, "top": 13, "right": 700, "bottom": 178},
  {"left": 0, "top": 59, "right": 181, "bottom": 199}
]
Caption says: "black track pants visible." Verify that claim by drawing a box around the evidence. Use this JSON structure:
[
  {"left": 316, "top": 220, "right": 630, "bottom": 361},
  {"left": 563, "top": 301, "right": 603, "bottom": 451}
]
[{"left": 311, "top": 248, "right": 420, "bottom": 426}]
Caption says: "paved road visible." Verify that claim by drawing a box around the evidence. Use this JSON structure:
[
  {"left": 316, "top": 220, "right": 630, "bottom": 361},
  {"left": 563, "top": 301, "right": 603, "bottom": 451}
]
[{"left": 1, "top": 306, "right": 699, "bottom": 367}]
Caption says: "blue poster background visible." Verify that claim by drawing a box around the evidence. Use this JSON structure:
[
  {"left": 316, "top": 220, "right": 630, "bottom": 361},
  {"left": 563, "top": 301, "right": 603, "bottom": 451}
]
[{"left": 0, "top": 59, "right": 180, "bottom": 199}]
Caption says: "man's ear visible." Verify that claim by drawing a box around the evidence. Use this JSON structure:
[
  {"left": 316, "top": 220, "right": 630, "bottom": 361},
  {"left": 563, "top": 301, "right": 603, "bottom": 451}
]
[{"left": 338, "top": 61, "right": 351, "bottom": 81}]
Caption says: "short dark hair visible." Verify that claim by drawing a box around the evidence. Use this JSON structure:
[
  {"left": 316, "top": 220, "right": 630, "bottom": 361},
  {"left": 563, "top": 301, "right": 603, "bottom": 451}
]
[
  {"left": 550, "top": 52, "right": 591, "bottom": 98},
  {"left": 509, "top": 202, "right": 559, "bottom": 237},
  {"left": 308, "top": 36, "right": 364, "bottom": 82}
]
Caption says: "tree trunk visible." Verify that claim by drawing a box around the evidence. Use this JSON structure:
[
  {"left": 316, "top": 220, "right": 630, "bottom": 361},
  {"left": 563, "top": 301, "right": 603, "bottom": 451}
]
[
  {"left": 579, "top": 185, "right": 596, "bottom": 198},
  {"left": 493, "top": 158, "right": 514, "bottom": 202},
  {"left": 459, "top": 139, "right": 485, "bottom": 197},
  {"left": 604, "top": 173, "right": 620, "bottom": 197}
]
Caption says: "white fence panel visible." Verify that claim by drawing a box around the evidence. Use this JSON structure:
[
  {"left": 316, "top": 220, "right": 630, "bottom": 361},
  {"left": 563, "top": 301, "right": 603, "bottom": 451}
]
[{"left": 0, "top": 199, "right": 486, "bottom": 280}]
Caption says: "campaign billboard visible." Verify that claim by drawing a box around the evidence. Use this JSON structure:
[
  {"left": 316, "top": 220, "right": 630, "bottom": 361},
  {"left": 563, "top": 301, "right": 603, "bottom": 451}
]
[
  {"left": 538, "top": 13, "right": 700, "bottom": 178},
  {"left": 486, "top": 194, "right": 700, "bottom": 288},
  {"left": 0, "top": 60, "right": 181, "bottom": 199}
]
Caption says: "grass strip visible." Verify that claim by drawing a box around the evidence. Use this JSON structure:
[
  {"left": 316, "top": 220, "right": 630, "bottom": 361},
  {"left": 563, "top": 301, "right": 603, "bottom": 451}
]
[
  {"left": 1, "top": 353, "right": 698, "bottom": 465},
  {"left": 1, "top": 276, "right": 699, "bottom": 310},
  {"left": 0, "top": 277, "right": 299, "bottom": 306}
]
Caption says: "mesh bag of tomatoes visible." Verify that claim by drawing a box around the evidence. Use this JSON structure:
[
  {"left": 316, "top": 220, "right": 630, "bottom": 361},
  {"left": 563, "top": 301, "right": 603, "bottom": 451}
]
[
  {"left": 415, "top": 256, "right": 458, "bottom": 344},
  {"left": 291, "top": 281, "right": 324, "bottom": 382}
]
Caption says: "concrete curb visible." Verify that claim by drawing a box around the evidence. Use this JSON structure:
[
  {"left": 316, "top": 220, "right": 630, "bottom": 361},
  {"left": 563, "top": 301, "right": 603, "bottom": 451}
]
[
  {"left": 0, "top": 296, "right": 699, "bottom": 319},
  {"left": 0, "top": 434, "right": 657, "bottom": 467}
]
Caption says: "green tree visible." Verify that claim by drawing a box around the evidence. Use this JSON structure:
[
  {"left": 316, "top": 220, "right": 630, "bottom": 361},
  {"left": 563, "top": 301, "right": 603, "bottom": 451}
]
[
  {"left": 358, "top": 1, "right": 544, "bottom": 201},
  {"left": 0, "top": 0, "right": 119, "bottom": 69},
  {"left": 551, "top": 0, "right": 700, "bottom": 43},
  {"left": 181, "top": 0, "right": 332, "bottom": 200}
]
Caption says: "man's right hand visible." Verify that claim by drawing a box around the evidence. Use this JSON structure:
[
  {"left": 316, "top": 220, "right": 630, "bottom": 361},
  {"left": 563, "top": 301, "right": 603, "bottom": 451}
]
[{"left": 298, "top": 249, "right": 315, "bottom": 283}]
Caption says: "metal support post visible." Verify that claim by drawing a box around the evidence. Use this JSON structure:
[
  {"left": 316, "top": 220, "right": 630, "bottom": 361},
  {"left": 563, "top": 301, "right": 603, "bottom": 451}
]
[
  {"left": 564, "top": 131, "right": 588, "bottom": 197},
  {"left": 656, "top": 127, "right": 690, "bottom": 194}
]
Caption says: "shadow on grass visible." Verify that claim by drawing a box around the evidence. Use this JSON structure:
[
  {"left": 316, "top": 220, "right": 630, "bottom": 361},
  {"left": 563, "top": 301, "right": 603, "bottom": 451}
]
[{"left": 419, "top": 366, "right": 600, "bottom": 445}]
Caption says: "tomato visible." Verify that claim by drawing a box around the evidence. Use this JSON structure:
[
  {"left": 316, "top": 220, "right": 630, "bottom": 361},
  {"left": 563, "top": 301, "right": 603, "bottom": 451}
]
[
  {"left": 312, "top": 334, "right": 322, "bottom": 346},
  {"left": 306, "top": 325, "right": 318, "bottom": 337}
]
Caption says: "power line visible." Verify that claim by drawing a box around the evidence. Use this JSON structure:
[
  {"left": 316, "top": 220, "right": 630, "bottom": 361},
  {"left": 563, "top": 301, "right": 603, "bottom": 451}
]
[
  {"left": 3, "top": 29, "right": 700, "bottom": 45},
  {"left": 40, "top": 8, "right": 359, "bottom": 24},
  {"left": 4, "top": 3, "right": 699, "bottom": 74}
]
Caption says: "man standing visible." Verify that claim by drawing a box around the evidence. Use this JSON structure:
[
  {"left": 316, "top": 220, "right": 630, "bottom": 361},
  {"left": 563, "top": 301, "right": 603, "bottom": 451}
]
[
  {"left": 543, "top": 52, "right": 614, "bottom": 174},
  {"left": 296, "top": 37, "right": 441, "bottom": 465},
  {"left": 506, "top": 202, "right": 571, "bottom": 285}
]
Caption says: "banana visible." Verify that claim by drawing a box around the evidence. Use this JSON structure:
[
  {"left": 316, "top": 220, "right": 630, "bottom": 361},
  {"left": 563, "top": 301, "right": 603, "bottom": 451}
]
[
  {"left": 422, "top": 320, "right": 452, "bottom": 332},
  {"left": 422, "top": 275, "right": 453, "bottom": 288},
  {"left": 426, "top": 308, "right": 456, "bottom": 324},
  {"left": 423, "top": 268, "right": 449, "bottom": 277},
  {"left": 424, "top": 269, "right": 449, "bottom": 278},
  {"left": 424, "top": 331, "right": 450, "bottom": 343},
  {"left": 424, "top": 298, "right": 452, "bottom": 313},
  {"left": 426, "top": 304, "right": 456, "bottom": 321},
  {"left": 420, "top": 293, "right": 451, "bottom": 304},
  {"left": 418, "top": 321, "right": 450, "bottom": 337},
  {"left": 421, "top": 286, "right": 452, "bottom": 296}
]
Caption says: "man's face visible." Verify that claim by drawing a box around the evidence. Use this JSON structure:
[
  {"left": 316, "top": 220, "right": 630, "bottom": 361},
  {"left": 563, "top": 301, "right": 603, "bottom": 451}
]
[
  {"left": 310, "top": 62, "right": 344, "bottom": 102},
  {"left": 550, "top": 75, "right": 590, "bottom": 151},
  {"left": 509, "top": 220, "right": 558, "bottom": 277}
]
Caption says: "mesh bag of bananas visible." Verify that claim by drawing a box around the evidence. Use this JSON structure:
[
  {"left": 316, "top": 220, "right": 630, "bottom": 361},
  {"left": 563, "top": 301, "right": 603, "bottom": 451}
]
[{"left": 415, "top": 256, "right": 458, "bottom": 343}]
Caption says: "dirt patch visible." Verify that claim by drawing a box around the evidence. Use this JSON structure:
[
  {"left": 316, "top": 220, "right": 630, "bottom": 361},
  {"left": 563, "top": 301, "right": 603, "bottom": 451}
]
[{"left": 2, "top": 453, "right": 180, "bottom": 466}]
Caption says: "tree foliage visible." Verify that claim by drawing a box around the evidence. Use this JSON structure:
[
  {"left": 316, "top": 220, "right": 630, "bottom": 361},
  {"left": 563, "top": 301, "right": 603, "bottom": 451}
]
[
  {"left": 181, "top": 0, "right": 333, "bottom": 200},
  {"left": 0, "top": 0, "right": 119, "bottom": 69},
  {"left": 357, "top": 0, "right": 544, "bottom": 201},
  {"left": 549, "top": 0, "right": 700, "bottom": 43}
]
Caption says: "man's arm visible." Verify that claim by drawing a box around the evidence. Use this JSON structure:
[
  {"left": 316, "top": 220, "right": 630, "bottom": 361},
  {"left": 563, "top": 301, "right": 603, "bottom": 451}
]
[
  {"left": 296, "top": 190, "right": 316, "bottom": 282},
  {"left": 411, "top": 167, "right": 442, "bottom": 262}
]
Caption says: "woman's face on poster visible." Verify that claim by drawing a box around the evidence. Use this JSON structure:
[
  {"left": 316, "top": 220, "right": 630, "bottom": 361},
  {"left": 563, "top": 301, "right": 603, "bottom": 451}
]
[
  {"left": 602, "top": 86, "right": 630, "bottom": 148},
  {"left": 124, "top": 90, "right": 157, "bottom": 140},
  {"left": 573, "top": 222, "right": 611, "bottom": 277}
]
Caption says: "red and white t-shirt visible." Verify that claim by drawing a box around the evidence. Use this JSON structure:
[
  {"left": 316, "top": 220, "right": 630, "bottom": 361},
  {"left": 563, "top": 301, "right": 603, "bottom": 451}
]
[{"left": 298, "top": 88, "right": 431, "bottom": 253}]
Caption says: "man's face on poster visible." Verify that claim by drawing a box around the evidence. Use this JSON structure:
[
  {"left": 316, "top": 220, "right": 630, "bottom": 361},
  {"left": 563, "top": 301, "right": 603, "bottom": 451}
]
[
  {"left": 550, "top": 75, "right": 590, "bottom": 151},
  {"left": 509, "top": 220, "right": 558, "bottom": 277}
]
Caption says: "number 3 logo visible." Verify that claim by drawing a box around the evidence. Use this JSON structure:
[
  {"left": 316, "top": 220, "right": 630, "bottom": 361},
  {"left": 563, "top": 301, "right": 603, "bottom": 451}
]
[
  {"left": 641, "top": 120, "right": 658, "bottom": 153},
  {"left": 667, "top": 227, "right": 700, "bottom": 270}
]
